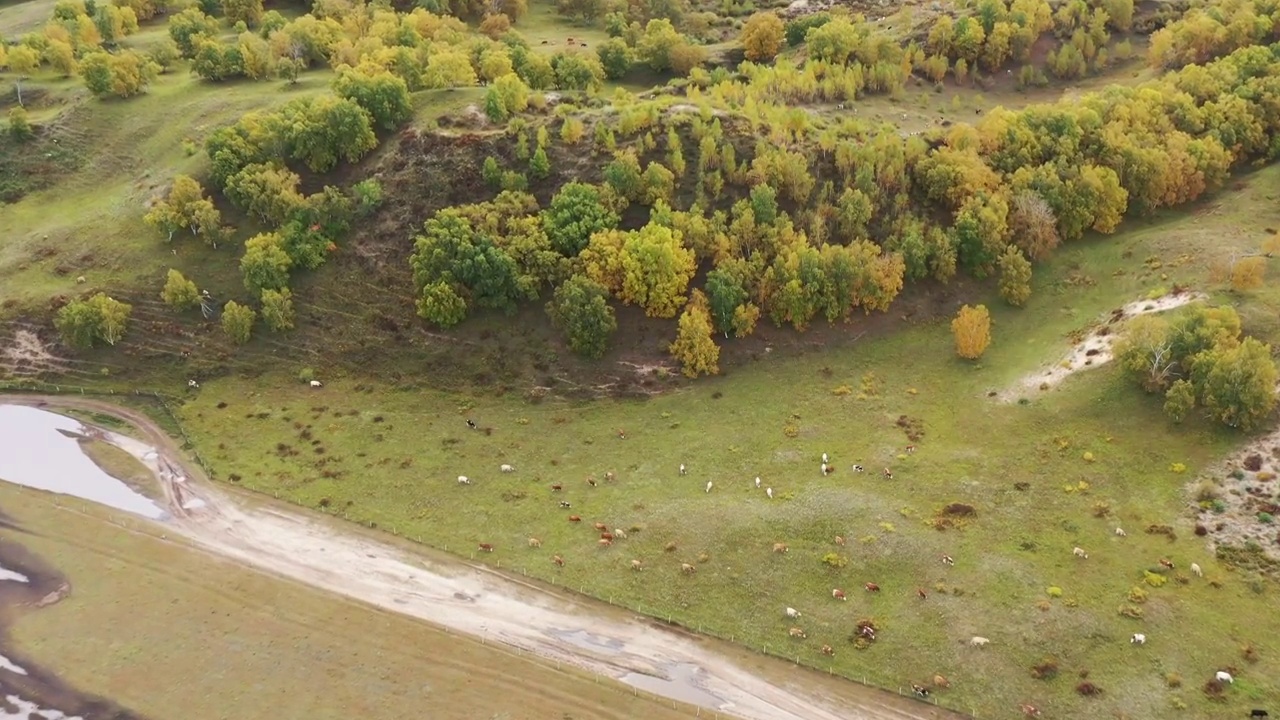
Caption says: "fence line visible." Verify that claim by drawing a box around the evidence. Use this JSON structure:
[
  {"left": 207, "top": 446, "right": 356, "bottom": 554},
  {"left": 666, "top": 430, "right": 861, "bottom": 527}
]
[{"left": 0, "top": 379, "right": 976, "bottom": 718}]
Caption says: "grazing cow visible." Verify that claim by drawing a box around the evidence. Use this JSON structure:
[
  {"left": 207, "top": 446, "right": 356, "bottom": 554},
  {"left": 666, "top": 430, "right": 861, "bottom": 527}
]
[
  {"left": 933, "top": 675, "right": 950, "bottom": 689},
  {"left": 600, "top": 532, "right": 614, "bottom": 541},
  {"left": 834, "top": 535, "right": 846, "bottom": 546},
  {"left": 616, "top": 428, "right": 626, "bottom": 439},
  {"left": 1020, "top": 705, "right": 1041, "bottom": 718},
  {"left": 500, "top": 464, "right": 514, "bottom": 473},
  {"left": 1251, "top": 710, "right": 1269, "bottom": 718},
  {"left": 917, "top": 587, "right": 927, "bottom": 600},
  {"left": 969, "top": 636, "right": 990, "bottom": 647},
  {"left": 598, "top": 538, "right": 613, "bottom": 547},
  {"left": 705, "top": 481, "right": 714, "bottom": 493},
  {"left": 553, "top": 555, "right": 564, "bottom": 567},
  {"left": 587, "top": 477, "right": 598, "bottom": 487},
  {"left": 766, "top": 487, "right": 774, "bottom": 499},
  {"left": 821, "top": 644, "right": 834, "bottom": 656},
  {"left": 1159, "top": 558, "right": 1175, "bottom": 570},
  {"left": 478, "top": 543, "right": 494, "bottom": 552},
  {"left": 594, "top": 522, "right": 607, "bottom": 531},
  {"left": 755, "top": 476, "right": 762, "bottom": 488},
  {"left": 466, "top": 419, "right": 477, "bottom": 430},
  {"left": 1131, "top": 633, "right": 1145, "bottom": 645},
  {"left": 551, "top": 483, "right": 563, "bottom": 491},
  {"left": 836, "top": 103, "right": 845, "bottom": 110},
  {"left": 906, "top": 445, "right": 916, "bottom": 454},
  {"left": 631, "top": 559, "right": 643, "bottom": 571},
  {"left": 822, "top": 453, "right": 829, "bottom": 464},
  {"left": 788, "top": 627, "right": 806, "bottom": 639},
  {"left": 528, "top": 537, "right": 542, "bottom": 548},
  {"left": 679, "top": 464, "right": 687, "bottom": 475},
  {"left": 569, "top": 515, "right": 582, "bottom": 522},
  {"left": 457, "top": 476, "right": 471, "bottom": 485},
  {"left": 1191, "top": 562, "right": 1203, "bottom": 577},
  {"left": 1073, "top": 546, "right": 1088, "bottom": 559},
  {"left": 911, "top": 683, "right": 930, "bottom": 698},
  {"left": 605, "top": 471, "right": 616, "bottom": 482},
  {"left": 773, "top": 542, "right": 789, "bottom": 554},
  {"left": 832, "top": 588, "right": 846, "bottom": 601},
  {"left": 1114, "top": 527, "right": 1127, "bottom": 537},
  {"left": 821, "top": 463, "right": 832, "bottom": 476},
  {"left": 865, "top": 582, "right": 880, "bottom": 592},
  {"left": 681, "top": 563, "right": 696, "bottom": 574},
  {"left": 859, "top": 625, "right": 876, "bottom": 640},
  {"left": 785, "top": 607, "right": 801, "bottom": 618},
  {"left": 1216, "top": 671, "right": 1234, "bottom": 684},
  {"left": 558, "top": 501, "right": 572, "bottom": 508},
  {"left": 883, "top": 468, "right": 894, "bottom": 480},
  {"left": 614, "top": 528, "right": 627, "bottom": 539},
  {"left": 853, "top": 464, "right": 865, "bottom": 473},
  {"left": 941, "top": 554, "right": 955, "bottom": 566},
  {"left": 310, "top": 380, "right": 322, "bottom": 388}
]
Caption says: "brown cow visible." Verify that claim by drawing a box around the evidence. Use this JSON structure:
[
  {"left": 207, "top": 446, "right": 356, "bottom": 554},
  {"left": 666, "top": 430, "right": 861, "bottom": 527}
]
[
  {"left": 478, "top": 543, "right": 494, "bottom": 552},
  {"left": 865, "top": 582, "right": 880, "bottom": 592},
  {"left": 600, "top": 532, "right": 614, "bottom": 541},
  {"left": 598, "top": 538, "right": 613, "bottom": 547},
  {"left": 832, "top": 588, "right": 847, "bottom": 601},
  {"left": 773, "top": 542, "right": 789, "bottom": 554},
  {"left": 834, "top": 535, "right": 846, "bottom": 546},
  {"left": 821, "top": 644, "right": 834, "bottom": 656},
  {"left": 569, "top": 515, "right": 582, "bottom": 522},
  {"left": 528, "top": 537, "right": 542, "bottom": 548},
  {"left": 788, "top": 627, "right": 806, "bottom": 639},
  {"left": 551, "top": 483, "right": 563, "bottom": 491},
  {"left": 630, "top": 559, "right": 643, "bottom": 571},
  {"left": 553, "top": 555, "right": 564, "bottom": 567},
  {"left": 917, "top": 587, "right": 928, "bottom": 600},
  {"left": 593, "top": 522, "right": 608, "bottom": 531}
]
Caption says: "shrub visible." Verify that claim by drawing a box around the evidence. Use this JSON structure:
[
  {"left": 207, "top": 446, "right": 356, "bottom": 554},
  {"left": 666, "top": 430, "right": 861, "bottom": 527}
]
[
  {"left": 221, "top": 300, "right": 256, "bottom": 344},
  {"left": 1170, "top": 462, "right": 1187, "bottom": 473},
  {"left": 298, "top": 367, "right": 316, "bottom": 383},
  {"left": 821, "top": 552, "right": 848, "bottom": 568},
  {"left": 1259, "top": 512, "right": 1274, "bottom": 524},
  {"left": 1128, "top": 586, "right": 1148, "bottom": 603},
  {"left": 1046, "top": 586, "right": 1063, "bottom": 597},
  {"left": 260, "top": 288, "right": 295, "bottom": 332},
  {"left": 7, "top": 107, "right": 33, "bottom": 142},
  {"left": 1075, "top": 681, "right": 1103, "bottom": 697},
  {"left": 1144, "top": 570, "right": 1167, "bottom": 587},
  {"left": 1030, "top": 658, "right": 1058, "bottom": 679},
  {"left": 160, "top": 269, "right": 200, "bottom": 310},
  {"left": 1165, "top": 672, "right": 1182, "bottom": 688}
]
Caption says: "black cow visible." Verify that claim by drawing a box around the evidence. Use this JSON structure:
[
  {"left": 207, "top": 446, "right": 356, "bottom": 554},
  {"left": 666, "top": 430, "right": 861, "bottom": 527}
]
[{"left": 1251, "top": 711, "right": 1268, "bottom": 719}]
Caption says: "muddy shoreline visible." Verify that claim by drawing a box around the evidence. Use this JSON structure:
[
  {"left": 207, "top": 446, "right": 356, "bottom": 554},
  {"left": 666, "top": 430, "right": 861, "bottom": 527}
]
[
  {"left": 0, "top": 524, "right": 149, "bottom": 720},
  {"left": 0, "top": 395, "right": 958, "bottom": 720}
]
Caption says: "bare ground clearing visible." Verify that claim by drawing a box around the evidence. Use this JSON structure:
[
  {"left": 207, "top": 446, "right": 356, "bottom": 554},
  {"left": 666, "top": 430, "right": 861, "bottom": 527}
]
[
  {"left": 998, "top": 290, "right": 1207, "bottom": 402},
  {"left": 0, "top": 395, "right": 955, "bottom": 720}
]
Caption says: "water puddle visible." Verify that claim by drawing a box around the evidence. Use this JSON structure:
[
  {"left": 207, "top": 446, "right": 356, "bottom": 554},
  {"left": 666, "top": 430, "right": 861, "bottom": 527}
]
[
  {"left": 548, "top": 628, "right": 625, "bottom": 652},
  {"left": 0, "top": 694, "right": 83, "bottom": 719},
  {"left": 0, "top": 654, "right": 27, "bottom": 676},
  {"left": 620, "top": 662, "right": 726, "bottom": 709},
  {"left": 0, "top": 567, "right": 27, "bottom": 584},
  {"left": 0, "top": 405, "right": 167, "bottom": 520}
]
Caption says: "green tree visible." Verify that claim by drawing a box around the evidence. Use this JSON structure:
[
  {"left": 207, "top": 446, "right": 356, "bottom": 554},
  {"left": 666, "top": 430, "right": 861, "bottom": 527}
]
[
  {"left": 556, "top": 0, "right": 604, "bottom": 23},
  {"left": 636, "top": 18, "right": 683, "bottom": 72},
  {"left": 704, "top": 266, "right": 749, "bottom": 337},
  {"left": 614, "top": 222, "right": 695, "bottom": 318},
  {"left": 160, "top": 268, "right": 200, "bottom": 310},
  {"left": 552, "top": 51, "right": 604, "bottom": 90},
  {"left": 546, "top": 275, "right": 617, "bottom": 359},
  {"left": 482, "top": 156, "right": 502, "bottom": 188},
  {"left": 669, "top": 289, "right": 719, "bottom": 377},
  {"left": 168, "top": 7, "right": 219, "bottom": 57},
  {"left": 260, "top": 287, "right": 295, "bottom": 331},
  {"left": 1197, "top": 337, "right": 1278, "bottom": 430},
  {"left": 332, "top": 62, "right": 412, "bottom": 130},
  {"left": 1116, "top": 315, "right": 1176, "bottom": 392},
  {"left": 416, "top": 280, "right": 468, "bottom": 328},
  {"left": 529, "top": 146, "right": 550, "bottom": 179},
  {"left": 221, "top": 300, "right": 256, "bottom": 344},
  {"left": 91, "top": 294, "right": 132, "bottom": 346},
  {"left": 541, "top": 182, "right": 620, "bottom": 257},
  {"left": 740, "top": 12, "right": 784, "bottom": 62},
  {"left": 410, "top": 210, "right": 524, "bottom": 318},
  {"left": 423, "top": 50, "right": 477, "bottom": 88},
  {"left": 1163, "top": 379, "right": 1196, "bottom": 422},
  {"left": 222, "top": 0, "right": 263, "bottom": 26},
  {"left": 596, "top": 38, "right": 632, "bottom": 79},
  {"left": 240, "top": 232, "right": 292, "bottom": 294},
  {"left": 55, "top": 299, "right": 103, "bottom": 349},
  {"left": 281, "top": 96, "right": 377, "bottom": 172},
  {"left": 7, "top": 107, "right": 34, "bottom": 142},
  {"left": 996, "top": 245, "right": 1032, "bottom": 306},
  {"left": 224, "top": 163, "right": 304, "bottom": 225}
]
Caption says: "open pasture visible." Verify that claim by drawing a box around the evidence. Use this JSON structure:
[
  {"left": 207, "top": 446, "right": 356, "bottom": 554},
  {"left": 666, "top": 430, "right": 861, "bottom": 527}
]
[{"left": 175, "top": 166, "right": 1280, "bottom": 720}]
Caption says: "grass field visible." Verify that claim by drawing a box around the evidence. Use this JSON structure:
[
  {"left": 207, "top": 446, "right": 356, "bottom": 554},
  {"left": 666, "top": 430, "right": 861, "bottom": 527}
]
[
  {"left": 171, "top": 167, "right": 1280, "bottom": 719},
  {"left": 0, "top": 481, "right": 703, "bottom": 720},
  {"left": 5, "top": 0, "right": 1280, "bottom": 717}
]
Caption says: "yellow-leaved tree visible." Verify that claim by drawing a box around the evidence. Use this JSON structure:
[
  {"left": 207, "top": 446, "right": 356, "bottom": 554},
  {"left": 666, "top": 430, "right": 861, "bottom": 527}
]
[
  {"left": 740, "top": 12, "right": 784, "bottom": 62},
  {"left": 952, "top": 304, "right": 991, "bottom": 359},
  {"left": 669, "top": 289, "right": 720, "bottom": 378}
]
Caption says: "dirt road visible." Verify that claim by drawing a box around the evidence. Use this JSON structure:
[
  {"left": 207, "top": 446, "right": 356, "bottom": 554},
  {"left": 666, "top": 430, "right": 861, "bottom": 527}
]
[{"left": 2, "top": 395, "right": 959, "bottom": 720}]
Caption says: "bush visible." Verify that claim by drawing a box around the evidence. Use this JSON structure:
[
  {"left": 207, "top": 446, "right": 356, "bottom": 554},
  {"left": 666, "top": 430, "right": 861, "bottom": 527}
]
[
  {"left": 1046, "top": 586, "right": 1063, "bottom": 597},
  {"left": 821, "top": 552, "right": 848, "bottom": 568},
  {"left": 221, "top": 300, "right": 256, "bottom": 344},
  {"left": 54, "top": 294, "right": 133, "bottom": 350},
  {"left": 1030, "top": 658, "right": 1058, "bottom": 679},
  {"left": 1143, "top": 570, "right": 1167, "bottom": 587},
  {"left": 260, "top": 288, "right": 295, "bottom": 332},
  {"left": 298, "top": 367, "right": 315, "bottom": 383},
  {"left": 7, "top": 107, "right": 33, "bottom": 142},
  {"left": 160, "top": 269, "right": 200, "bottom": 310}
]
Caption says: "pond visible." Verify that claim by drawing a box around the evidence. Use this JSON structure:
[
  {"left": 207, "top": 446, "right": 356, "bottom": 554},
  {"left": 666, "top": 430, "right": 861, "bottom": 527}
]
[{"left": 0, "top": 405, "right": 167, "bottom": 520}]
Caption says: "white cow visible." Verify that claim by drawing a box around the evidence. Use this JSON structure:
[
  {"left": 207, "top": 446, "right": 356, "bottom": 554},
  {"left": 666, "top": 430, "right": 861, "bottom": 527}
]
[
  {"left": 310, "top": 380, "right": 323, "bottom": 388},
  {"left": 1216, "top": 671, "right": 1234, "bottom": 684},
  {"left": 969, "top": 636, "right": 990, "bottom": 647},
  {"left": 766, "top": 487, "right": 773, "bottom": 499},
  {"left": 457, "top": 475, "right": 471, "bottom": 485},
  {"left": 1131, "top": 633, "right": 1145, "bottom": 645},
  {"left": 785, "top": 607, "right": 801, "bottom": 619},
  {"left": 500, "top": 464, "right": 514, "bottom": 473},
  {"left": 705, "top": 481, "right": 713, "bottom": 493},
  {"left": 1191, "top": 562, "right": 1203, "bottom": 577}
]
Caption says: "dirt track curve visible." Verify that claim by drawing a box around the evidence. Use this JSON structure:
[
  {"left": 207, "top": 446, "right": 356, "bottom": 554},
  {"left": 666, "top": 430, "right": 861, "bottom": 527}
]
[{"left": 2, "top": 395, "right": 960, "bottom": 720}]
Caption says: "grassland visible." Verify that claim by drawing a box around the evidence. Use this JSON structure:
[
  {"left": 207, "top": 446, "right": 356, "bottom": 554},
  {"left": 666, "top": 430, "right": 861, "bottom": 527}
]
[
  {"left": 0, "top": 481, "right": 702, "bottom": 720},
  {"left": 5, "top": 0, "right": 1280, "bottom": 717},
  {"left": 168, "top": 166, "right": 1280, "bottom": 719}
]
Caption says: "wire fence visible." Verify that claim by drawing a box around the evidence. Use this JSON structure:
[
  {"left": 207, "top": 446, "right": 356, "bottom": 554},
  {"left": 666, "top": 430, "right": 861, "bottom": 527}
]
[{"left": 0, "top": 379, "right": 979, "bottom": 718}]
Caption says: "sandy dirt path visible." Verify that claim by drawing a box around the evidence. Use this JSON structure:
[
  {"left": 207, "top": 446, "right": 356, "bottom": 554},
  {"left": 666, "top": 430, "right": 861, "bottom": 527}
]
[{"left": 2, "top": 395, "right": 958, "bottom": 720}]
